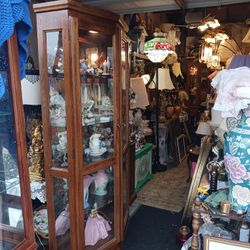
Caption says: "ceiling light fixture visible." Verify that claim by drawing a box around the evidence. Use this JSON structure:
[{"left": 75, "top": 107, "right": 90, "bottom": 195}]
[
  {"left": 89, "top": 30, "right": 98, "bottom": 34},
  {"left": 198, "top": 15, "right": 220, "bottom": 32}
]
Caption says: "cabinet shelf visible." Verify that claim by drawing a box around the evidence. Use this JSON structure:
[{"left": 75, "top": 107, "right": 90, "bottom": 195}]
[{"left": 83, "top": 118, "right": 113, "bottom": 127}]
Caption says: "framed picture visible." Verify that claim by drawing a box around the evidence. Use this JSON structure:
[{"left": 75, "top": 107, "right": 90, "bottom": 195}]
[{"left": 204, "top": 236, "right": 250, "bottom": 250}]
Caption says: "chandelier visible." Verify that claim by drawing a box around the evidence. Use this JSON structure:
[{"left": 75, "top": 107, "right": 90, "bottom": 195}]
[
  {"left": 199, "top": 30, "right": 231, "bottom": 69},
  {"left": 198, "top": 15, "right": 220, "bottom": 32}
]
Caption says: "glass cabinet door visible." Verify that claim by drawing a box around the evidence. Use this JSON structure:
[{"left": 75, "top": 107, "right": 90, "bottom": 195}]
[
  {"left": 78, "top": 26, "right": 116, "bottom": 248},
  {"left": 0, "top": 39, "right": 35, "bottom": 249},
  {"left": 79, "top": 29, "right": 115, "bottom": 167},
  {"left": 0, "top": 41, "right": 25, "bottom": 250},
  {"left": 121, "top": 37, "right": 130, "bottom": 234},
  {"left": 45, "top": 30, "right": 72, "bottom": 249},
  {"left": 46, "top": 31, "right": 68, "bottom": 169}
]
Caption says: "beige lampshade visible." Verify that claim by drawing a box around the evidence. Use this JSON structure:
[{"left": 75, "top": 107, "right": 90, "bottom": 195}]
[
  {"left": 218, "top": 40, "right": 240, "bottom": 63},
  {"left": 130, "top": 77, "right": 149, "bottom": 109},
  {"left": 196, "top": 121, "right": 212, "bottom": 135},
  {"left": 242, "top": 28, "right": 250, "bottom": 43},
  {"left": 149, "top": 68, "right": 175, "bottom": 90},
  {"left": 172, "top": 62, "right": 183, "bottom": 78}
]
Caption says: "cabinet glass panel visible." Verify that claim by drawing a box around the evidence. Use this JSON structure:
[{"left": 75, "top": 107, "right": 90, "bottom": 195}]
[
  {"left": 0, "top": 42, "right": 24, "bottom": 248},
  {"left": 53, "top": 177, "right": 71, "bottom": 249},
  {"left": 121, "top": 40, "right": 127, "bottom": 148},
  {"left": 79, "top": 29, "right": 114, "bottom": 166},
  {"left": 46, "top": 31, "right": 68, "bottom": 169},
  {"left": 122, "top": 156, "right": 127, "bottom": 212},
  {"left": 83, "top": 166, "right": 114, "bottom": 248}
]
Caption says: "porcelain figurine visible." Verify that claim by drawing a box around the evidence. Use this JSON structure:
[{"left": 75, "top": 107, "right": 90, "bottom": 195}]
[
  {"left": 50, "top": 87, "right": 66, "bottom": 127},
  {"left": 89, "top": 133, "right": 101, "bottom": 153},
  {"left": 56, "top": 131, "right": 68, "bottom": 166},
  {"left": 84, "top": 175, "right": 94, "bottom": 209},
  {"left": 29, "top": 121, "right": 45, "bottom": 182},
  {"left": 85, "top": 204, "right": 111, "bottom": 246},
  {"left": 55, "top": 204, "right": 70, "bottom": 236},
  {"left": 94, "top": 170, "right": 109, "bottom": 196}
]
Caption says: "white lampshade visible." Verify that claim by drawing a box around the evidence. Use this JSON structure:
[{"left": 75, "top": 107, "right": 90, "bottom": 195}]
[
  {"left": 141, "top": 74, "right": 150, "bottom": 85},
  {"left": 196, "top": 121, "right": 212, "bottom": 135},
  {"left": 147, "top": 50, "right": 169, "bottom": 63},
  {"left": 21, "top": 75, "right": 41, "bottom": 105},
  {"left": 130, "top": 77, "right": 149, "bottom": 109},
  {"left": 209, "top": 108, "right": 223, "bottom": 130},
  {"left": 149, "top": 68, "right": 175, "bottom": 90},
  {"left": 172, "top": 62, "right": 183, "bottom": 78}
]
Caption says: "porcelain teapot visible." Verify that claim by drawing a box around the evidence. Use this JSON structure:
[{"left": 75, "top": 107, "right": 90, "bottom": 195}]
[{"left": 89, "top": 133, "right": 101, "bottom": 153}]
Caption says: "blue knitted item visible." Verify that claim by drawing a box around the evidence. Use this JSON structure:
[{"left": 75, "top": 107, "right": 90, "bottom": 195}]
[{"left": 0, "top": 0, "right": 32, "bottom": 99}]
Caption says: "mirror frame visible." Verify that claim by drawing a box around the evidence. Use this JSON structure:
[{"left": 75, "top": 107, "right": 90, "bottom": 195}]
[{"left": 181, "top": 136, "right": 212, "bottom": 225}]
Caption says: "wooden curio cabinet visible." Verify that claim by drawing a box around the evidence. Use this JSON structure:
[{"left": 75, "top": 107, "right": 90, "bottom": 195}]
[
  {"left": 0, "top": 35, "right": 36, "bottom": 249},
  {"left": 34, "top": 1, "right": 130, "bottom": 249}
]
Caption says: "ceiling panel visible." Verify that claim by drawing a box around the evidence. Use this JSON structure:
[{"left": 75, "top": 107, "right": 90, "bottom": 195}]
[
  {"left": 82, "top": 0, "right": 179, "bottom": 14},
  {"left": 185, "top": 0, "right": 250, "bottom": 9},
  {"left": 82, "top": 0, "right": 250, "bottom": 14}
]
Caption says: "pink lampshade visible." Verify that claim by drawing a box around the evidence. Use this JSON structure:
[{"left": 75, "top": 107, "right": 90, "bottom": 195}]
[{"left": 196, "top": 121, "right": 212, "bottom": 136}]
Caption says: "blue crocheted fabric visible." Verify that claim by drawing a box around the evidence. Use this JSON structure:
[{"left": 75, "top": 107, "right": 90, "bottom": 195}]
[{"left": 0, "top": 0, "right": 32, "bottom": 99}]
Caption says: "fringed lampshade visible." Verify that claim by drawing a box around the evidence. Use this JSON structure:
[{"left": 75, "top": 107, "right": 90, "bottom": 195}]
[{"left": 172, "top": 62, "right": 184, "bottom": 78}]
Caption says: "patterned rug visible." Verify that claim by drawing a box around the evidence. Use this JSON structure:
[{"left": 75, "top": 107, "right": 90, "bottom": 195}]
[{"left": 136, "top": 158, "right": 190, "bottom": 213}]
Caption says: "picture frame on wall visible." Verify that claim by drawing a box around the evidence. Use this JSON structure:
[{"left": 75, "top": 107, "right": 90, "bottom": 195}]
[{"left": 204, "top": 236, "right": 250, "bottom": 250}]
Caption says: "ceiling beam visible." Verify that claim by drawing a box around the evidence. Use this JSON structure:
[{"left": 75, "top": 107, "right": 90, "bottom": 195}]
[{"left": 174, "top": 0, "right": 186, "bottom": 9}]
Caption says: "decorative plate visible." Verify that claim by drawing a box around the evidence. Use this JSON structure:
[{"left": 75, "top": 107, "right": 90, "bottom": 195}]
[
  {"left": 34, "top": 208, "right": 49, "bottom": 238},
  {"left": 90, "top": 147, "right": 107, "bottom": 157}
]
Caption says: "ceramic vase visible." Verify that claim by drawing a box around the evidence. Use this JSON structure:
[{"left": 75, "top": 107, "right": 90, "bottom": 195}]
[
  {"left": 166, "top": 106, "right": 174, "bottom": 119},
  {"left": 224, "top": 107, "right": 250, "bottom": 214}
]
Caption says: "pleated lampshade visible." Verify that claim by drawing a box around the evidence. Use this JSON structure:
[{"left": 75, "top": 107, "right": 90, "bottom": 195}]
[
  {"left": 149, "top": 68, "right": 175, "bottom": 90},
  {"left": 218, "top": 40, "right": 240, "bottom": 63},
  {"left": 196, "top": 121, "right": 212, "bottom": 135},
  {"left": 242, "top": 28, "right": 250, "bottom": 43}
]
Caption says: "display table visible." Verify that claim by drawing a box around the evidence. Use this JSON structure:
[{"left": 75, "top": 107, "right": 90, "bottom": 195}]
[{"left": 135, "top": 143, "right": 153, "bottom": 192}]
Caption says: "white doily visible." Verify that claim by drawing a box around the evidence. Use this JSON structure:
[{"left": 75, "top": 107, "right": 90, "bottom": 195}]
[{"left": 30, "top": 181, "right": 46, "bottom": 203}]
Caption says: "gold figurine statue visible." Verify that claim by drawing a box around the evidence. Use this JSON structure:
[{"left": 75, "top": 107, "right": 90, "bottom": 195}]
[{"left": 29, "top": 121, "right": 45, "bottom": 182}]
